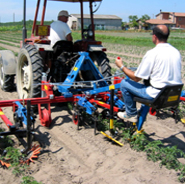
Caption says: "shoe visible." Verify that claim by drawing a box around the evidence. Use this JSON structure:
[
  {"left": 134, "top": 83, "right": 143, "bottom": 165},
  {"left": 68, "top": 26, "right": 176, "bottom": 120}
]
[{"left": 117, "top": 112, "right": 137, "bottom": 122}]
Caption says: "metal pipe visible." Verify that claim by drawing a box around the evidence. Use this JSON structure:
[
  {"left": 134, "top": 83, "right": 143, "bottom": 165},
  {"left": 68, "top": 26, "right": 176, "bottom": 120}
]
[
  {"left": 26, "top": 100, "right": 32, "bottom": 151},
  {"left": 22, "top": 0, "right": 27, "bottom": 46},
  {"left": 109, "top": 89, "right": 114, "bottom": 134},
  {"left": 89, "top": 0, "right": 95, "bottom": 40},
  {"left": 41, "top": 0, "right": 47, "bottom": 25},
  {"left": 32, "top": 0, "right": 41, "bottom": 36},
  {"left": 80, "top": 0, "right": 83, "bottom": 39}
]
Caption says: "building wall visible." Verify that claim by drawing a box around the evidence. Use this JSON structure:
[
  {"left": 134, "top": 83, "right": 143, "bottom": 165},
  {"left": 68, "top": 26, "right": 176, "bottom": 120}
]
[
  {"left": 176, "top": 17, "right": 185, "bottom": 28},
  {"left": 162, "top": 13, "right": 169, "bottom": 20},
  {"left": 169, "top": 14, "right": 175, "bottom": 23},
  {"left": 67, "top": 15, "right": 78, "bottom": 30},
  {"left": 68, "top": 16, "right": 122, "bottom": 30}
]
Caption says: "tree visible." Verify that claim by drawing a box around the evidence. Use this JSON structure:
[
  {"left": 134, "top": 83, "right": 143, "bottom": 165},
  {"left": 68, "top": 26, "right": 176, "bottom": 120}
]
[
  {"left": 121, "top": 21, "right": 127, "bottom": 30},
  {"left": 140, "top": 14, "right": 150, "bottom": 23},
  {"left": 140, "top": 14, "right": 150, "bottom": 28},
  {"left": 128, "top": 15, "right": 138, "bottom": 28}
]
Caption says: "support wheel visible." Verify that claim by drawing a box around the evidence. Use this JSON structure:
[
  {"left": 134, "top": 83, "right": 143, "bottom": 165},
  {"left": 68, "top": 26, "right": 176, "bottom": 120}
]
[{"left": 16, "top": 44, "right": 43, "bottom": 99}]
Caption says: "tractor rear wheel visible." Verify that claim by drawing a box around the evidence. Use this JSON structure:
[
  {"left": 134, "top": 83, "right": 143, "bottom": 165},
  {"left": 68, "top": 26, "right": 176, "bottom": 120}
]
[
  {"left": 82, "top": 52, "right": 112, "bottom": 82},
  {"left": 0, "top": 64, "right": 14, "bottom": 92},
  {"left": 16, "top": 45, "right": 43, "bottom": 99},
  {"left": 91, "top": 52, "right": 112, "bottom": 79}
]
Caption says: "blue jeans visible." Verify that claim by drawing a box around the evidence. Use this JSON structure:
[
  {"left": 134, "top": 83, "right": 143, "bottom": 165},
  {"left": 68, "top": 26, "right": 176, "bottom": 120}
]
[{"left": 120, "top": 79, "right": 154, "bottom": 116}]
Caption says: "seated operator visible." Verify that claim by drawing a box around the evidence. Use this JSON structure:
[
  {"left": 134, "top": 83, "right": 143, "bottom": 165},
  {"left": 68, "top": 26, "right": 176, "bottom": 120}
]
[
  {"left": 49, "top": 10, "right": 73, "bottom": 47},
  {"left": 115, "top": 25, "right": 182, "bottom": 122}
]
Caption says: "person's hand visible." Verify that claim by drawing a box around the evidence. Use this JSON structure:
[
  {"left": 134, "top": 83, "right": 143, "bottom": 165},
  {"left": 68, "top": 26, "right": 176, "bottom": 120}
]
[{"left": 115, "top": 57, "right": 123, "bottom": 68}]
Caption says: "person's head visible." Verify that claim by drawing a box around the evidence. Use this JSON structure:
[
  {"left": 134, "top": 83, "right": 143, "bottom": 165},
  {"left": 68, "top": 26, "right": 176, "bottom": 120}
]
[
  {"left": 58, "top": 10, "right": 71, "bottom": 23},
  {"left": 152, "top": 25, "right": 170, "bottom": 44}
]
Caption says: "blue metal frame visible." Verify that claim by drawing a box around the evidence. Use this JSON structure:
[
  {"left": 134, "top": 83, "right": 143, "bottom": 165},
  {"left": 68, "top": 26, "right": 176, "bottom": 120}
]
[{"left": 14, "top": 101, "right": 34, "bottom": 126}]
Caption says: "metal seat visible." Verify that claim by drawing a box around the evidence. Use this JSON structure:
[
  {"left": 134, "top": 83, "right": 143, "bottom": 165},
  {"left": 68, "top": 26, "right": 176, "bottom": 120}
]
[{"left": 134, "top": 84, "right": 183, "bottom": 110}]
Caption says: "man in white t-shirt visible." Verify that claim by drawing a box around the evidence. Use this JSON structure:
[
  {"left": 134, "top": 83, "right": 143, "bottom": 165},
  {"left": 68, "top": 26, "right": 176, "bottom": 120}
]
[
  {"left": 49, "top": 10, "right": 73, "bottom": 47},
  {"left": 115, "top": 25, "right": 182, "bottom": 122}
]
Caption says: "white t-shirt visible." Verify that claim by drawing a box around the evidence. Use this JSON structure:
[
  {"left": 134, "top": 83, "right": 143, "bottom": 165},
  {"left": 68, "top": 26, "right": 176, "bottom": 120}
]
[
  {"left": 135, "top": 43, "right": 182, "bottom": 98},
  {"left": 49, "top": 20, "right": 71, "bottom": 47}
]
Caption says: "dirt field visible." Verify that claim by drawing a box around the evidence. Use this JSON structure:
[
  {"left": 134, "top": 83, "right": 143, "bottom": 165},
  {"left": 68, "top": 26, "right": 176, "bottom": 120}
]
[{"left": 0, "top": 41, "right": 185, "bottom": 184}]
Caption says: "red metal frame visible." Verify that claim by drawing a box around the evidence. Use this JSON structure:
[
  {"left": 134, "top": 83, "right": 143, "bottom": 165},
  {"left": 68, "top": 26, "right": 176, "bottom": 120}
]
[{"left": 0, "top": 77, "right": 123, "bottom": 128}]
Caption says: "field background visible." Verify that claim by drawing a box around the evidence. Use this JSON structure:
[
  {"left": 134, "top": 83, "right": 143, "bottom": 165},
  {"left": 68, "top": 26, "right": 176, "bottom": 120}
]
[{"left": 0, "top": 29, "right": 185, "bottom": 184}]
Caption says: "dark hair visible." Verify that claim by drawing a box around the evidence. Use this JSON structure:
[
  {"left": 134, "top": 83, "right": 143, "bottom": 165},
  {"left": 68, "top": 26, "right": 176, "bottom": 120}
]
[{"left": 152, "top": 26, "right": 170, "bottom": 41}]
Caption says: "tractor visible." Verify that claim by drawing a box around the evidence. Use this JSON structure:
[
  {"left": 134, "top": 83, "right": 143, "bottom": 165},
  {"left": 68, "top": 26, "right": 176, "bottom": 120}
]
[{"left": 0, "top": 0, "right": 111, "bottom": 99}]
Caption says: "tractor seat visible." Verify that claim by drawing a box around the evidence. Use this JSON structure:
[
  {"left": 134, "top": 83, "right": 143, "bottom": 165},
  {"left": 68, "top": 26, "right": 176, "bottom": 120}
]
[
  {"left": 52, "top": 40, "right": 73, "bottom": 56},
  {"left": 133, "top": 84, "right": 183, "bottom": 109}
]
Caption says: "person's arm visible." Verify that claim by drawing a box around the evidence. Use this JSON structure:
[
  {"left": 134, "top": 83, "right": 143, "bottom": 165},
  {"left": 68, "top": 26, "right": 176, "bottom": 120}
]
[
  {"left": 66, "top": 33, "right": 73, "bottom": 41},
  {"left": 115, "top": 57, "right": 141, "bottom": 82}
]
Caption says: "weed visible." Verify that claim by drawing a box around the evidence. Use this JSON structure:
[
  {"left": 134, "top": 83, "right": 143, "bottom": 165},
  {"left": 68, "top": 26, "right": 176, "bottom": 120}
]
[
  {"left": 21, "top": 175, "right": 42, "bottom": 184},
  {"left": 120, "top": 127, "right": 185, "bottom": 183}
]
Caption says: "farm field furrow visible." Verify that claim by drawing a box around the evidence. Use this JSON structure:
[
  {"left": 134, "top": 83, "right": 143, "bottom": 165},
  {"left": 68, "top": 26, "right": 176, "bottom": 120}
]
[{"left": 0, "top": 30, "right": 185, "bottom": 184}]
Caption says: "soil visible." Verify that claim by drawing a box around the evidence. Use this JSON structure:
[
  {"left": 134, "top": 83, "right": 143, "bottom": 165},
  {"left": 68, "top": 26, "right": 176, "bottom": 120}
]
[{"left": 0, "top": 43, "right": 185, "bottom": 184}]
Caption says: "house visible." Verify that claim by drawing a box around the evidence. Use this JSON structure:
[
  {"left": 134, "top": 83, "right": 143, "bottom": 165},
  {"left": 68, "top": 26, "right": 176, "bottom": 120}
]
[
  {"left": 145, "top": 10, "right": 185, "bottom": 29},
  {"left": 145, "top": 19, "right": 175, "bottom": 30},
  {"left": 68, "top": 14, "right": 122, "bottom": 30}
]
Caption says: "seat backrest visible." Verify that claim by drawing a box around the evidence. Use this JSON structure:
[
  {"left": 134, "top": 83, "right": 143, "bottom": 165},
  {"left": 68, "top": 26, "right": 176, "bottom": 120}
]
[
  {"left": 152, "top": 84, "right": 183, "bottom": 109},
  {"left": 53, "top": 40, "right": 73, "bottom": 56}
]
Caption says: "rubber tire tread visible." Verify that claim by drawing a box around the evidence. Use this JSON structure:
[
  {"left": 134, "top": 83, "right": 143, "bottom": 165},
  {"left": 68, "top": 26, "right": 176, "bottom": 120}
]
[
  {"left": 90, "top": 51, "right": 112, "bottom": 81},
  {"left": 1, "top": 74, "right": 14, "bottom": 92},
  {"left": 17, "top": 44, "right": 43, "bottom": 98}
]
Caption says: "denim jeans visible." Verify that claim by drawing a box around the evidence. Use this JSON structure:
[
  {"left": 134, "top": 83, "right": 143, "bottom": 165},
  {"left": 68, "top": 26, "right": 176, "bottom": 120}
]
[{"left": 120, "top": 79, "right": 154, "bottom": 116}]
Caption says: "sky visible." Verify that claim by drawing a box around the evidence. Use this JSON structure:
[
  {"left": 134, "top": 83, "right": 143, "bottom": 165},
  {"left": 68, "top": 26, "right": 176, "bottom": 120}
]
[{"left": 0, "top": 0, "right": 185, "bottom": 23}]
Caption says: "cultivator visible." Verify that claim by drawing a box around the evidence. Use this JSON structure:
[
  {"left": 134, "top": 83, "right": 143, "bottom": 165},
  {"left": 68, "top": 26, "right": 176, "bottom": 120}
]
[{"left": 0, "top": 52, "right": 185, "bottom": 167}]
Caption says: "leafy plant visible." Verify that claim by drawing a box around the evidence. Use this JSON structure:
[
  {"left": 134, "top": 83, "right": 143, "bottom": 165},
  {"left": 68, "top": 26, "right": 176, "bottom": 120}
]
[
  {"left": 21, "top": 176, "right": 42, "bottom": 184},
  {"left": 120, "top": 127, "right": 185, "bottom": 183}
]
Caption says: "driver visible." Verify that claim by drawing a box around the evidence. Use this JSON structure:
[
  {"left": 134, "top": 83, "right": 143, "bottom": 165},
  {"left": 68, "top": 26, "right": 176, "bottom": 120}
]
[{"left": 49, "top": 10, "right": 73, "bottom": 47}]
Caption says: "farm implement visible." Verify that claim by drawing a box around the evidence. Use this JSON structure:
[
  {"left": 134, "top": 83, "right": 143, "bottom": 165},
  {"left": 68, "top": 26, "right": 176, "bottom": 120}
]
[
  {"left": 0, "top": 53, "right": 184, "bottom": 151},
  {"left": 0, "top": 0, "right": 185, "bottom": 167}
]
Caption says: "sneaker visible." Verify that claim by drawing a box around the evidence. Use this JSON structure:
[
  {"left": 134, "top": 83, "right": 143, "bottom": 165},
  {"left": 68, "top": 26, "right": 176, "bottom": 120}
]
[{"left": 117, "top": 112, "right": 137, "bottom": 122}]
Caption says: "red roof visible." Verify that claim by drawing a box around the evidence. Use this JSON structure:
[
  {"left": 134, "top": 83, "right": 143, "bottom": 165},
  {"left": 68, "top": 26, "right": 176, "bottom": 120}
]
[
  {"left": 156, "top": 12, "right": 185, "bottom": 17},
  {"left": 174, "top": 12, "right": 185, "bottom": 17},
  {"left": 145, "top": 19, "right": 175, "bottom": 25}
]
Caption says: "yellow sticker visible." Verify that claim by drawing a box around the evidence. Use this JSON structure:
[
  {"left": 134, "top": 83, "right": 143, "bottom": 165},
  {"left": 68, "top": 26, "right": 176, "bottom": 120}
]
[
  {"left": 110, "top": 119, "right": 114, "bottom": 129},
  {"left": 44, "top": 85, "right": 48, "bottom": 91},
  {"left": 167, "top": 95, "right": 178, "bottom": 102},
  {"left": 109, "top": 85, "right": 115, "bottom": 90},
  {"left": 38, "top": 26, "right": 48, "bottom": 36},
  {"left": 74, "top": 67, "right": 78, "bottom": 71},
  {"left": 0, "top": 111, "right": 4, "bottom": 115},
  {"left": 98, "top": 101, "right": 105, "bottom": 104}
]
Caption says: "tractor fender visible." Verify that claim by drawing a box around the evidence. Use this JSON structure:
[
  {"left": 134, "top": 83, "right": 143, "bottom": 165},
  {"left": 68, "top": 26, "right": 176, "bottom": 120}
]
[{"left": 0, "top": 50, "right": 16, "bottom": 75}]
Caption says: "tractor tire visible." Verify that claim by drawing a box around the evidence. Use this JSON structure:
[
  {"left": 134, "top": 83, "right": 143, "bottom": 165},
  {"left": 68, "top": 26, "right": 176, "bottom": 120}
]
[
  {"left": 83, "top": 51, "right": 112, "bottom": 82},
  {"left": 16, "top": 45, "right": 43, "bottom": 99},
  {"left": 0, "top": 64, "right": 14, "bottom": 92},
  {"left": 91, "top": 52, "right": 112, "bottom": 79}
]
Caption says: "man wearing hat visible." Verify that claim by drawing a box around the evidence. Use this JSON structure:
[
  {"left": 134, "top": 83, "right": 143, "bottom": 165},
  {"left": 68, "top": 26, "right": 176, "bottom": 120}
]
[
  {"left": 49, "top": 10, "right": 73, "bottom": 47},
  {"left": 115, "top": 25, "right": 182, "bottom": 122}
]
